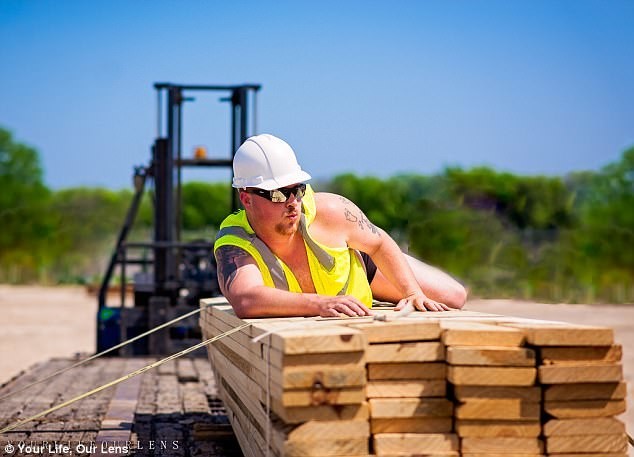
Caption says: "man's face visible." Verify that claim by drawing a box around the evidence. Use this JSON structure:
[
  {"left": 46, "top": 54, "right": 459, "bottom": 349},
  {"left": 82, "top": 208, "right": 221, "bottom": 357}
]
[{"left": 242, "top": 184, "right": 304, "bottom": 236}]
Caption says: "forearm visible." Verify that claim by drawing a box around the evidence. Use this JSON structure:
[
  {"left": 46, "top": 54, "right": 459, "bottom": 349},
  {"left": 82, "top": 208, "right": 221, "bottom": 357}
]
[
  {"left": 227, "top": 285, "right": 320, "bottom": 318},
  {"left": 369, "top": 234, "right": 421, "bottom": 298}
]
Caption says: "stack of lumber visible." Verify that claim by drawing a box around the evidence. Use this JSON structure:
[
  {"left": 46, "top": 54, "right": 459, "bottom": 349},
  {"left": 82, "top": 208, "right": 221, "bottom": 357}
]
[
  {"left": 508, "top": 322, "right": 629, "bottom": 456},
  {"left": 349, "top": 318, "right": 458, "bottom": 456},
  {"left": 200, "top": 300, "right": 370, "bottom": 457},
  {"left": 199, "top": 300, "right": 629, "bottom": 457},
  {"left": 442, "top": 320, "right": 543, "bottom": 456}
]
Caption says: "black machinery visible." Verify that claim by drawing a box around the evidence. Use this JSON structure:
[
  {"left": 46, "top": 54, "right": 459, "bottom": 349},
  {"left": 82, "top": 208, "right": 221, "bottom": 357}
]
[{"left": 97, "top": 83, "right": 261, "bottom": 355}]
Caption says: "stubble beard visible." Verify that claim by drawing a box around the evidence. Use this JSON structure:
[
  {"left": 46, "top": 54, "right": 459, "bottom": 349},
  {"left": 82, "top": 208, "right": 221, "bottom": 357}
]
[{"left": 275, "top": 218, "right": 300, "bottom": 236}]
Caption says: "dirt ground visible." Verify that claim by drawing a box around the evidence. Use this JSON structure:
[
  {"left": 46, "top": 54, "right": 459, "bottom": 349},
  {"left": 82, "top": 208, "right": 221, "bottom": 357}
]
[{"left": 1, "top": 286, "right": 632, "bottom": 452}]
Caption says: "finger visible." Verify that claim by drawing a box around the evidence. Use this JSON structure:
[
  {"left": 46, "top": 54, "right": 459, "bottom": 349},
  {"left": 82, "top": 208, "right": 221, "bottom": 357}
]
[
  {"left": 322, "top": 307, "right": 339, "bottom": 318},
  {"left": 336, "top": 303, "right": 358, "bottom": 317},
  {"left": 412, "top": 300, "right": 427, "bottom": 312},
  {"left": 394, "top": 299, "right": 406, "bottom": 311},
  {"left": 439, "top": 302, "right": 452, "bottom": 311},
  {"left": 351, "top": 301, "right": 372, "bottom": 316},
  {"left": 425, "top": 300, "right": 441, "bottom": 312},
  {"left": 343, "top": 297, "right": 372, "bottom": 316},
  {"left": 340, "top": 296, "right": 372, "bottom": 316}
]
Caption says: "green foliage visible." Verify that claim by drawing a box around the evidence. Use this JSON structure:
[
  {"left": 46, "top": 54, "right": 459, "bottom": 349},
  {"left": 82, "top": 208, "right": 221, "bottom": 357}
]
[
  {"left": 327, "top": 150, "right": 633, "bottom": 303},
  {"left": 0, "top": 128, "right": 55, "bottom": 282},
  {"left": 181, "top": 181, "right": 232, "bottom": 231},
  {"left": 0, "top": 124, "right": 631, "bottom": 302}
]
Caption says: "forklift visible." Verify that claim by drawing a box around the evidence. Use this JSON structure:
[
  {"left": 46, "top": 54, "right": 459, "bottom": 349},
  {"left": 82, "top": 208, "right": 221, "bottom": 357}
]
[{"left": 96, "top": 82, "right": 261, "bottom": 355}]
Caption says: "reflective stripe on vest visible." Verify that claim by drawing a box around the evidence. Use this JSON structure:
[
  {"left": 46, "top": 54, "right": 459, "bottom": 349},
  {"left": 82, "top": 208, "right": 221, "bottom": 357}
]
[
  {"left": 215, "top": 226, "right": 289, "bottom": 290},
  {"left": 216, "top": 219, "right": 353, "bottom": 296}
]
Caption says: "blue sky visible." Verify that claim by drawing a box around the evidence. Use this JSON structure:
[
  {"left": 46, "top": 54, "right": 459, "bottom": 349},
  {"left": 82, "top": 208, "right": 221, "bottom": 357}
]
[{"left": 1, "top": 0, "right": 633, "bottom": 189}]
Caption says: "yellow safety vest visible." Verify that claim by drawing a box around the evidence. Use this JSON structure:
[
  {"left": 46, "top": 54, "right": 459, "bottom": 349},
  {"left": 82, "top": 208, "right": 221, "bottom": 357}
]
[{"left": 214, "top": 185, "right": 373, "bottom": 307}]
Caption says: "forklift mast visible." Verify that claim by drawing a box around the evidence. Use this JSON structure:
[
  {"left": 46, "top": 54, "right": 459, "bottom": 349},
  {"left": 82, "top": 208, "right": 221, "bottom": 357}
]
[{"left": 97, "top": 83, "right": 261, "bottom": 355}]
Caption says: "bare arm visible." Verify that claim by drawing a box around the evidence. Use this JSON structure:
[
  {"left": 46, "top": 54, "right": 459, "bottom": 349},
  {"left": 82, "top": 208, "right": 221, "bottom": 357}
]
[
  {"left": 317, "top": 194, "right": 454, "bottom": 311},
  {"left": 370, "top": 253, "right": 467, "bottom": 309},
  {"left": 215, "top": 245, "right": 371, "bottom": 318}
]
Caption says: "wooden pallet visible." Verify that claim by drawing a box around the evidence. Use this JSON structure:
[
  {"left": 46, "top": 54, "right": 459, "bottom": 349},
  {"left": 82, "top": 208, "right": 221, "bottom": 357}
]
[{"left": 0, "top": 356, "right": 241, "bottom": 456}]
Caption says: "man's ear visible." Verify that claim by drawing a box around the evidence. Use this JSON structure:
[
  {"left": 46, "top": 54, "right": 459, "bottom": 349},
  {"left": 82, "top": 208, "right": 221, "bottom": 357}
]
[{"left": 239, "top": 190, "right": 251, "bottom": 208}]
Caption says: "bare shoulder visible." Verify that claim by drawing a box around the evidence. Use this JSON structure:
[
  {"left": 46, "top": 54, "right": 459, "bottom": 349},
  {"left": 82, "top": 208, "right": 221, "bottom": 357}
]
[
  {"left": 214, "top": 245, "right": 258, "bottom": 294},
  {"left": 312, "top": 192, "right": 383, "bottom": 248},
  {"left": 313, "top": 192, "right": 352, "bottom": 219}
]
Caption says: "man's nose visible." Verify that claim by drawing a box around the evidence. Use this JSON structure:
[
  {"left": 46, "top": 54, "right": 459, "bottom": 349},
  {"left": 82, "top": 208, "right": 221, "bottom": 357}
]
[{"left": 285, "top": 192, "right": 301, "bottom": 206}]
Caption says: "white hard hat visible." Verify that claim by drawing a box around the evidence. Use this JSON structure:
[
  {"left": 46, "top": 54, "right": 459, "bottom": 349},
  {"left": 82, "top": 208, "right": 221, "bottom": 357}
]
[{"left": 232, "top": 134, "right": 312, "bottom": 190}]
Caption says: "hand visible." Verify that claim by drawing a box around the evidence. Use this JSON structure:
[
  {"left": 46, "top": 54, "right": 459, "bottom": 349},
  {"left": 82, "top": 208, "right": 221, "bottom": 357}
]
[
  {"left": 395, "top": 291, "right": 452, "bottom": 312},
  {"left": 312, "top": 295, "right": 373, "bottom": 318}
]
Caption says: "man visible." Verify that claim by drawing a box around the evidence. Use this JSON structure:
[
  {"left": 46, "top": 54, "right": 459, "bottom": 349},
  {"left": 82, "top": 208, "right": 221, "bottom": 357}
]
[{"left": 215, "top": 134, "right": 467, "bottom": 318}]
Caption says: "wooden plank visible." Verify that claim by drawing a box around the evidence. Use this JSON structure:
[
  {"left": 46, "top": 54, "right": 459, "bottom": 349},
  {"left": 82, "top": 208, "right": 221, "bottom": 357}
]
[
  {"left": 282, "top": 438, "right": 369, "bottom": 456},
  {"left": 259, "top": 323, "right": 368, "bottom": 355},
  {"left": 544, "top": 400, "right": 626, "bottom": 418},
  {"left": 157, "top": 359, "right": 177, "bottom": 375},
  {"left": 446, "top": 346, "right": 535, "bottom": 366},
  {"left": 278, "top": 386, "right": 366, "bottom": 407},
  {"left": 209, "top": 317, "right": 367, "bottom": 374},
  {"left": 453, "top": 386, "right": 541, "bottom": 402},
  {"left": 211, "top": 325, "right": 366, "bottom": 389},
  {"left": 545, "top": 454, "right": 627, "bottom": 457},
  {"left": 369, "top": 398, "right": 453, "bottom": 418},
  {"left": 366, "top": 341, "right": 445, "bottom": 363},
  {"left": 277, "top": 402, "right": 369, "bottom": 424},
  {"left": 461, "top": 454, "right": 543, "bottom": 457},
  {"left": 545, "top": 434, "right": 628, "bottom": 453},
  {"left": 282, "top": 419, "right": 369, "bottom": 441},
  {"left": 95, "top": 359, "right": 147, "bottom": 451},
  {"left": 211, "top": 344, "right": 364, "bottom": 409},
  {"left": 455, "top": 399, "right": 540, "bottom": 420},
  {"left": 216, "top": 339, "right": 368, "bottom": 424},
  {"left": 441, "top": 322, "right": 525, "bottom": 347},
  {"left": 538, "top": 363, "right": 622, "bottom": 384},
  {"left": 348, "top": 318, "right": 441, "bottom": 342},
  {"left": 543, "top": 417, "right": 626, "bottom": 436},
  {"left": 273, "top": 420, "right": 370, "bottom": 456},
  {"left": 540, "top": 345, "right": 622, "bottom": 364},
  {"left": 370, "top": 417, "right": 452, "bottom": 434},
  {"left": 455, "top": 420, "right": 541, "bottom": 438},
  {"left": 176, "top": 358, "right": 198, "bottom": 382},
  {"left": 367, "top": 362, "right": 446, "bottom": 380},
  {"left": 182, "top": 382, "right": 211, "bottom": 414},
  {"left": 544, "top": 382, "right": 627, "bottom": 401},
  {"left": 461, "top": 437, "right": 544, "bottom": 453},
  {"left": 217, "top": 371, "right": 274, "bottom": 456},
  {"left": 219, "top": 363, "right": 364, "bottom": 457},
  {"left": 275, "top": 350, "right": 366, "bottom": 368},
  {"left": 366, "top": 380, "right": 446, "bottom": 398},
  {"left": 208, "top": 302, "right": 368, "bottom": 354},
  {"left": 373, "top": 433, "right": 459, "bottom": 454},
  {"left": 448, "top": 366, "right": 536, "bottom": 386},
  {"left": 501, "top": 323, "right": 614, "bottom": 346}
]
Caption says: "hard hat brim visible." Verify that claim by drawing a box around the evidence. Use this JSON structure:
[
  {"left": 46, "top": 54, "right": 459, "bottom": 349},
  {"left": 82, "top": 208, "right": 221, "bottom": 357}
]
[{"left": 232, "top": 169, "right": 312, "bottom": 190}]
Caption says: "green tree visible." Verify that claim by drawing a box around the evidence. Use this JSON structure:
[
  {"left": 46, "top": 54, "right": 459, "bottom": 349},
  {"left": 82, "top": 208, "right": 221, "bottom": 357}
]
[
  {"left": 0, "top": 127, "right": 54, "bottom": 282},
  {"left": 181, "top": 182, "right": 232, "bottom": 231}
]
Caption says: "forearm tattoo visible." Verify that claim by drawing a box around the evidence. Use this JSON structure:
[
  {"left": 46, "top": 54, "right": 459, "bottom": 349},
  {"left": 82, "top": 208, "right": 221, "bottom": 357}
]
[
  {"left": 215, "top": 245, "right": 252, "bottom": 292},
  {"left": 343, "top": 204, "right": 381, "bottom": 236}
]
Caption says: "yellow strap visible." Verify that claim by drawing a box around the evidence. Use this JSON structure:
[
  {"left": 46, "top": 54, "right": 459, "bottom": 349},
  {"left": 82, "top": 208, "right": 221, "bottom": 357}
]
[
  {"left": 0, "top": 305, "right": 211, "bottom": 401},
  {"left": 0, "top": 323, "right": 251, "bottom": 434}
]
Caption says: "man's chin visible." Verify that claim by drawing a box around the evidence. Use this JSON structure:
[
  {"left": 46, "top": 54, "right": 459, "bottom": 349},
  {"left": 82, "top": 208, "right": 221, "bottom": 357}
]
[{"left": 275, "top": 220, "right": 300, "bottom": 236}]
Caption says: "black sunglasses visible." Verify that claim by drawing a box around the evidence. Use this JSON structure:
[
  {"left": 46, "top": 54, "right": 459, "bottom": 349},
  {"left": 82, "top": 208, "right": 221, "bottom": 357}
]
[{"left": 245, "top": 183, "right": 307, "bottom": 203}]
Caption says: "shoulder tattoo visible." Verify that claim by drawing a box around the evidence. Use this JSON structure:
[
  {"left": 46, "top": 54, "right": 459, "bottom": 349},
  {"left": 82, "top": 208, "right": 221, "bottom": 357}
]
[
  {"left": 215, "top": 245, "right": 252, "bottom": 292},
  {"left": 343, "top": 204, "right": 381, "bottom": 237}
]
